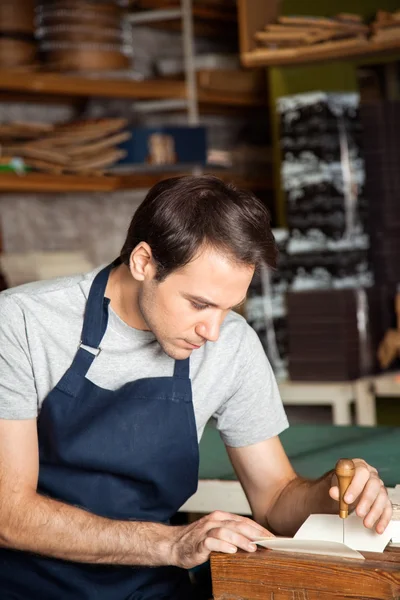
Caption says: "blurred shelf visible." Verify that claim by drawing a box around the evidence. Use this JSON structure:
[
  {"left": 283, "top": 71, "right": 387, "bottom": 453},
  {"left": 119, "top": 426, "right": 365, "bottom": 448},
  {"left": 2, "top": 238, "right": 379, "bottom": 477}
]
[
  {"left": 0, "top": 69, "right": 265, "bottom": 108},
  {"left": 0, "top": 172, "right": 122, "bottom": 193},
  {"left": 0, "top": 70, "right": 186, "bottom": 101},
  {"left": 0, "top": 169, "right": 272, "bottom": 193},
  {"left": 0, "top": 170, "right": 272, "bottom": 193},
  {"left": 242, "top": 38, "right": 400, "bottom": 68},
  {"left": 133, "top": 0, "right": 237, "bottom": 21},
  {"left": 131, "top": 1, "right": 238, "bottom": 36}
]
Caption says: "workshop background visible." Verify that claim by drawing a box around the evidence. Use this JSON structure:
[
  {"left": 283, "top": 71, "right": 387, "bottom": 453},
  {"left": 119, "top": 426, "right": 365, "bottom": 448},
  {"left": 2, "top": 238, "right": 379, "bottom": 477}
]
[{"left": 0, "top": 0, "right": 400, "bottom": 427}]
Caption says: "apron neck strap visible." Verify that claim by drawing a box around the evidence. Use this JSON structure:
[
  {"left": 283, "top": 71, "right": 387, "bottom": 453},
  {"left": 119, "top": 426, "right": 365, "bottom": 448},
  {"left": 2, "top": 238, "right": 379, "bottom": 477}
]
[
  {"left": 173, "top": 358, "right": 190, "bottom": 379},
  {"left": 80, "top": 263, "right": 114, "bottom": 350}
]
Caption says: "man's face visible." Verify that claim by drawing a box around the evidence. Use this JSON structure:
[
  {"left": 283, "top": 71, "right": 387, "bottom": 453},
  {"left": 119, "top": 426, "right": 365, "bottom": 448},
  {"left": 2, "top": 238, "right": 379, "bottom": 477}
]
[{"left": 138, "top": 247, "right": 254, "bottom": 359}]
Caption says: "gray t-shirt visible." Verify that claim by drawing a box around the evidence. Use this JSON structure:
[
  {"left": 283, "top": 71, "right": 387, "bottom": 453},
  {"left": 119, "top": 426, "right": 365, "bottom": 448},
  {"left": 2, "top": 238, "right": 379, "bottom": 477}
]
[{"left": 0, "top": 267, "right": 288, "bottom": 447}]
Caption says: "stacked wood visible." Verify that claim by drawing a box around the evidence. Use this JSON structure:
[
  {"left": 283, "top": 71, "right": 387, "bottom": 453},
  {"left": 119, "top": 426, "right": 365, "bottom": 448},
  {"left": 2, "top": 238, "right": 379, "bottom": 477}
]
[
  {"left": 371, "top": 10, "right": 400, "bottom": 43},
  {"left": 0, "top": 118, "right": 130, "bottom": 174},
  {"left": 35, "top": 1, "right": 132, "bottom": 71},
  {"left": 0, "top": 0, "right": 37, "bottom": 67},
  {"left": 254, "top": 13, "right": 369, "bottom": 57},
  {"left": 244, "top": 9, "right": 400, "bottom": 67}
]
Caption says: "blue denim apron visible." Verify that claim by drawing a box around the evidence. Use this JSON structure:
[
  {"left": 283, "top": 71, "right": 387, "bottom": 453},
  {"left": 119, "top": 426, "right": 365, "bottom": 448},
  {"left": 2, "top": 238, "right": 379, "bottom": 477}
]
[{"left": 0, "top": 263, "right": 199, "bottom": 599}]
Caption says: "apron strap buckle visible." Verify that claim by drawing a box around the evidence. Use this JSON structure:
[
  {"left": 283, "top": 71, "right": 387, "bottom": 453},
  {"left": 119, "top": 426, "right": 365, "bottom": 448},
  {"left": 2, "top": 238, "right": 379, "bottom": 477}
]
[{"left": 78, "top": 341, "right": 102, "bottom": 357}]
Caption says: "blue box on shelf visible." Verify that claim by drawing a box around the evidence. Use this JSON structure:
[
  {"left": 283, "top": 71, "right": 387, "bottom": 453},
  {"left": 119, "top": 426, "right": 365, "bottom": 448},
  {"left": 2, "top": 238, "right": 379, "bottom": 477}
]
[{"left": 117, "top": 126, "right": 207, "bottom": 168}]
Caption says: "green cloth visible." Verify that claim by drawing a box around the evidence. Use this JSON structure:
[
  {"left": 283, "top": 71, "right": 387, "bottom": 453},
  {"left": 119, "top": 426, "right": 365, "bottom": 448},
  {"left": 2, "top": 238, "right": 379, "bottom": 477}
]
[{"left": 199, "top": 424, "right": 400, "bottom": 488}]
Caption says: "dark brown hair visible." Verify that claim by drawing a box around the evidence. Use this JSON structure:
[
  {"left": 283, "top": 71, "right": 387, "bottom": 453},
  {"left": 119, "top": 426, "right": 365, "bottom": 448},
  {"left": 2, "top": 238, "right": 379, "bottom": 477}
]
[{"left": 120, "top": 175, "right": 277, "bottom": 281}]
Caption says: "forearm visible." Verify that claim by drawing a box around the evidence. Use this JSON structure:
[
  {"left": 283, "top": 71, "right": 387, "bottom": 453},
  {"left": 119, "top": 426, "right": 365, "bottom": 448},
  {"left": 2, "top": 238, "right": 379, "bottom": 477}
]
[
  {"left": 266, "top": 471, "right": 337, "bottom": 537},
  {"left": 0, "top": 491, "right": 174, "bottom": 566}
]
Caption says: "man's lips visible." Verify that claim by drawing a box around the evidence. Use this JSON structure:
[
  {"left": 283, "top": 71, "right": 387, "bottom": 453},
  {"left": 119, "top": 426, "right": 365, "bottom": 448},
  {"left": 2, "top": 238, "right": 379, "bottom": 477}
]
[{"left": 183, "top": 340, "right": 203, "bottom": 349}]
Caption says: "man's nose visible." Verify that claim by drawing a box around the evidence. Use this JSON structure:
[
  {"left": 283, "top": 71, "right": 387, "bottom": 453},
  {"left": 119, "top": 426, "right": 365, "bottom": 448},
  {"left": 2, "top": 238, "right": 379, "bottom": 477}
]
[{"left": 195, "top": 316, "right": 221, "bottom": 343}]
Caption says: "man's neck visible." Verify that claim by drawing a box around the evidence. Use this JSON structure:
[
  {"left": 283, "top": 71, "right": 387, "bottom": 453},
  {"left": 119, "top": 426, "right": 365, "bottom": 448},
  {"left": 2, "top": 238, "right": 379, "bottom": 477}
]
[{"left": 105, "top": 264, "right": 149, "bottom": 331}]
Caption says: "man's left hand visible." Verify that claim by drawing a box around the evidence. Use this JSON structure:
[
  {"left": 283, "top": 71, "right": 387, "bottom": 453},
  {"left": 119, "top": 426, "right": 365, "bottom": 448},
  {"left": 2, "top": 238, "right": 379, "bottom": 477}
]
[{"left": 329, "top": 458, "right": 392, "bottom": 534}]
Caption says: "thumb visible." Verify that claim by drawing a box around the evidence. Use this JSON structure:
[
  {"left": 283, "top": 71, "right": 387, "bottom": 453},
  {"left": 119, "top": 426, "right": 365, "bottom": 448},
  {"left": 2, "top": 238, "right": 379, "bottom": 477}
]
[{"left": 329, "top": 485, "right": 340, "bottom": 501}]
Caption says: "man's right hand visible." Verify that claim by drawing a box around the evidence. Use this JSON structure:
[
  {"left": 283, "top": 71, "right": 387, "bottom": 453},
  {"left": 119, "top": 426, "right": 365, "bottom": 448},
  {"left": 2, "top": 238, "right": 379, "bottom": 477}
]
[{"left": 169, "top": 510, "right": 274, "bottom": 569}]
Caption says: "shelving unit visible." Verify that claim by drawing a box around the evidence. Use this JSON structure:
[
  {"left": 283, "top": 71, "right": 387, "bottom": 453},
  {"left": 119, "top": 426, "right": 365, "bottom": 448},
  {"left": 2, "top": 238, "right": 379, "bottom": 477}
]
[
  {"left": 0, "top": 69, "right": 263, "bottom": 108},
  {"left": 237, "top": 0, "right": 400, "bottom": 69},
  {"left": 0, "top": 1, "right": 269, "bottom": 195}
]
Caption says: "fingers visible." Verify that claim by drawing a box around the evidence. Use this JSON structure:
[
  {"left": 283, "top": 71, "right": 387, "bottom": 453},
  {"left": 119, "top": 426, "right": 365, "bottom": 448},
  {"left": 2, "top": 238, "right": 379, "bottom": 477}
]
[
  {"left": 329, "top": 486, "right": 340, "bottom": 501},
  {"left": 375, "top": 501, "right": 393, "bottom": 534},
  {"left": 354, "top": 473, "right": 385, "bottom": 520},
  {"left": 201, "top": 535, "right": 238, "bottom": 555},
  {"left": 329, "top": 459, "right": 392, "bottom": 534},
  {"left": 201, "top": 516, "right": 274, "bottom": 553},
  {"left": 208, "top": 511, "right": 271, "bottom": 537},
  {"left": 203, "top": 527, "right": 258, "bottom": 554},
  {"left": 343, "top": 461, "right": 377, "bottom": 505},
  {"left": 360, "top": 484, "right": 393, "bottom": 533},
  {"left": 172, "top": 512, "right": 275, "bottom": 569}
]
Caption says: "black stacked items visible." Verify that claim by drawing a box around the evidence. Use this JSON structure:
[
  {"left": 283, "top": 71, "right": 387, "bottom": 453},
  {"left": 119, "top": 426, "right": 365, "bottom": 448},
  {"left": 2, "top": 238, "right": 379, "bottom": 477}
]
[
  {"left": 278, "top": 92, "right": 362, "bottom": 138},
  {"left": 287, "top": 288, "right": 382, "bottom": 382},
  {"left": 277, "top": 91, "right": 371, "bottom": 289}
]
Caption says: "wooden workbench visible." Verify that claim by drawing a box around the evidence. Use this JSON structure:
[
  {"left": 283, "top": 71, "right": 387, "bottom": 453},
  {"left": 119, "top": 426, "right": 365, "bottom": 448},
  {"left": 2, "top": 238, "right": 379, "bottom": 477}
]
[{"left": 211, "top": 546, "right": 400, "bottom": 599}]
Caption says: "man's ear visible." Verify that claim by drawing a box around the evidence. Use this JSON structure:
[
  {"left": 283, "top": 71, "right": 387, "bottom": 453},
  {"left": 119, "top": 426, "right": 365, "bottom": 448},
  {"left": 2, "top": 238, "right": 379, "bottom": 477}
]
[{"left": 129, "top": 242, "right": 155, "bottom": 282}]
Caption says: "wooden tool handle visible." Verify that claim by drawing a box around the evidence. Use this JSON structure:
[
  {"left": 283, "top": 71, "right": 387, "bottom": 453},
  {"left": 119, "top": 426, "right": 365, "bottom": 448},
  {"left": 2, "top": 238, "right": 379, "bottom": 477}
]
[{"left": 335, "top": 458, "right": 355, "bottom": 519}]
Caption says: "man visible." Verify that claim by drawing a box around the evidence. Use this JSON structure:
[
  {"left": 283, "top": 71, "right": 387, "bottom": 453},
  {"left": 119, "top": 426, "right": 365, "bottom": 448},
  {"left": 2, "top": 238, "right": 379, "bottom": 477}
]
[{"left": 0, "top": 176, "right": 391, "bottom": 599}]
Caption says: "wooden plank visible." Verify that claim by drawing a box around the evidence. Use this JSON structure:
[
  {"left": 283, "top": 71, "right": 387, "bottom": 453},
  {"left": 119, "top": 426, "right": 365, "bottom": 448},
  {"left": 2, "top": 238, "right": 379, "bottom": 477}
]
[
  {"left": 0, "top": 70, "right": 187, "bottom": 101},
  {"left": 211, "top": 547, "right": 400, "bottom": 599},
  {"left": 0, "top": 172, "right": 122, "bottom": 193},
  {"left": 0, "top": 69, "right": 264, "bottom": 108},
  {"left": 242, "top": 37, "right": 400, "bottom": 67},
  {"left": 134, "top": 0, "right": 237, "bottom": 22},
  {"left": 0, "top": 171, "right": 273, "bottom": 194}
]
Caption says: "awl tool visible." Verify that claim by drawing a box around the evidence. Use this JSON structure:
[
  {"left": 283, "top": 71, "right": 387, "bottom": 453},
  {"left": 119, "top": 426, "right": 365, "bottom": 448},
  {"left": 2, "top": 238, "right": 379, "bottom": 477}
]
[{"left": 335, "top": 458, "right": 355, "bottom": 545}]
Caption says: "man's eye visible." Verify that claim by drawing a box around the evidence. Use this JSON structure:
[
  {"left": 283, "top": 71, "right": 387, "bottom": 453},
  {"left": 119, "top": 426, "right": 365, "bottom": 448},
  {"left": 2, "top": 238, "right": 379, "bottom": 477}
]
[{"left": 191, "top": 302, "right": 208, "bottom": 311}]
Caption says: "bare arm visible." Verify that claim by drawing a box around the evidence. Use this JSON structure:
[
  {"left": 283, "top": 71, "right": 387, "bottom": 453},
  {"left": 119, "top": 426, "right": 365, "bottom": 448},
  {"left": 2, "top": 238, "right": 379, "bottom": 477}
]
[
  {"left": 227, "top": 436, "right": 392, "bottom": 537},
  {"left": 0, "top": 418, "right": 174, "bottom": 565},
  {"left": 227, "top": 435, "right": 331, "bottom": 536},
  {"left": 0, "top": 419, "right": 272, "bottom": 568}
]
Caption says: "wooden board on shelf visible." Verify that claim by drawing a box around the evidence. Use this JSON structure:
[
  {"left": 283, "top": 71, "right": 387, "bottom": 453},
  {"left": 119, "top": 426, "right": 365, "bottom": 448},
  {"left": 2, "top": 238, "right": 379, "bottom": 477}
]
[
  {"left": 0, "top": 170, "right": 273, "bottom": 193},
  {"left": 0, "top": 69, "right": 264, "bottom": 108},
  {"left": 0, "top": 70, "right": 187, "bottom": 101},
  {"left": 0, "top": 172, "right": 122, "bottom": 193},
  {"left": 242, "top": 34, "right": 400, "bottom": 68},
  {"left": 134, "top": 0, "right": 237, "bottom": 22}
]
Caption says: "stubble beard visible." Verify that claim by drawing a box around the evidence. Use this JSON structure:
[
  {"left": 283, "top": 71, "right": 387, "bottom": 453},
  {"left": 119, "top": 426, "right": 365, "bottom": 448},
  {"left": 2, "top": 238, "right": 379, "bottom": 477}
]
[{"left": 138, "top": 290, "right": 190, "bottom": 361}]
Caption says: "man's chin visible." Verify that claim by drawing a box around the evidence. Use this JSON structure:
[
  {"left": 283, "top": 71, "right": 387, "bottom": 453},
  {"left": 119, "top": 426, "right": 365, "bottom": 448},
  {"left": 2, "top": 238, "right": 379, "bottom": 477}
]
[{"left": 162, "top": 344, "right": 193, "bottom": 361}]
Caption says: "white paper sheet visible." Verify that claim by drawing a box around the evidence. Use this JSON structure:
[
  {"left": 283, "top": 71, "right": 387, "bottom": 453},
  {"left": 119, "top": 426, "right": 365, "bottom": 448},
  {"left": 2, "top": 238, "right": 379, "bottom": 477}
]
[
  {"left": 255, "top": 537, "right": 364, "bottom": 560},
  {"left": 294, "top": 513, "right": 391, "bottom": 552},
  {"left": 255, "top": 512, "right": 393, "bottom": 560},
  {"left": 390, "top": 520, "right": 400, "bottom": 542}
]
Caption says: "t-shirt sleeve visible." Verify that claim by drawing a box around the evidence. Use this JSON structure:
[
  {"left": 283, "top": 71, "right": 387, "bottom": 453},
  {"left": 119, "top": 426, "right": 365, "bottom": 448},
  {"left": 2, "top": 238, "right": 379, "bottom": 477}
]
[
  {"left": 213, "top": 323, "right": 289, "bottom": 447},
  {"left": 0, "top": 294, "right": 38, "bottom": 419}
]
